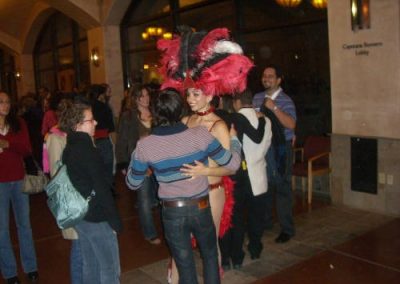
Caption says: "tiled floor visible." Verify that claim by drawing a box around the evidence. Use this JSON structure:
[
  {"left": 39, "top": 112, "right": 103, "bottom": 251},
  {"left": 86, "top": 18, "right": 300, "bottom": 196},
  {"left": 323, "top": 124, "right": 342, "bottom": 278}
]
[
  {"left": 121, "top": 204, "right": 398, "bottom": 284},
  {"left": 8, "top": 174, "right": 400, "bottom": 284}
]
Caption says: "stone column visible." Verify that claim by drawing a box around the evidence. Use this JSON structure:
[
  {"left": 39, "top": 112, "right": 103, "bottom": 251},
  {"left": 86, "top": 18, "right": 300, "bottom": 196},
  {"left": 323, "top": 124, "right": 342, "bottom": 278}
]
[{"left": 87, "top": 25, "right": 124, "bottom": 115}]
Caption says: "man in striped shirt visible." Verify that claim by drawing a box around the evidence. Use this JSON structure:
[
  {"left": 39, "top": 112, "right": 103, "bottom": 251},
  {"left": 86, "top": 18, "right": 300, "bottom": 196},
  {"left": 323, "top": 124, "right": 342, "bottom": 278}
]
[
  {"left": 126, "top": 88, "right": 241, "bottom": 284},
  {"left": 253, "top": 65, "right": 297, "bottom": 244}
]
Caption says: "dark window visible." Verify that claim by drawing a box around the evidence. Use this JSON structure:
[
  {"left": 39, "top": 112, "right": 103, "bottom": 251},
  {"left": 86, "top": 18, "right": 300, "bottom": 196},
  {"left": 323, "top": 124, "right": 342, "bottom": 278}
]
[
  {"left": 120, "top": 0, "right": 331, "bottom": 140},
  {"left": 34, "top": 12, "right": 89, "bottom": 93},
  {"left": 0, "top": 49, "right": 17, "bottom": 98}
]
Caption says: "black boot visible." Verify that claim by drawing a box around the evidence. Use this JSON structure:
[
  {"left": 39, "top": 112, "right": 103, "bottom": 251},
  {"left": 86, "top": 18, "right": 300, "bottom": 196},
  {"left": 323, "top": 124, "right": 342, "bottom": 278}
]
[{"left": 6, "top": 276, "right": 20, "bottom": 284}]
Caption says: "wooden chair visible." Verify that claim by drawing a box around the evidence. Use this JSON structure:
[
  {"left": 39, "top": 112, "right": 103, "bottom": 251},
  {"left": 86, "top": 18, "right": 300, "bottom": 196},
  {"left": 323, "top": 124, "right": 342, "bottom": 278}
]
[{"left": 292, "top": 135, "right": 331, "bottom": 205}]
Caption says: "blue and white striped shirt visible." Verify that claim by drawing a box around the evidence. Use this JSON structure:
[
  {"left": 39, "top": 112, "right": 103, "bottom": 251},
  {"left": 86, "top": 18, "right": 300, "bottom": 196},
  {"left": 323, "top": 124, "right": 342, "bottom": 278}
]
[
  {"left": 126, "top": 123, "right": 241, "bottom": 200},
  {"left": 253, "top": 89, "right": 296, "bottom": 141}
]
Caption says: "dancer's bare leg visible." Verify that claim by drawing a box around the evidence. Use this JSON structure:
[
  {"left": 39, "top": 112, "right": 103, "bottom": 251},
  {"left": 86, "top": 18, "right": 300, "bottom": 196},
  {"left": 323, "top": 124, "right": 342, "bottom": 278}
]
[{"left": 209, "top": 186, "right": 226, "bottom": 267}]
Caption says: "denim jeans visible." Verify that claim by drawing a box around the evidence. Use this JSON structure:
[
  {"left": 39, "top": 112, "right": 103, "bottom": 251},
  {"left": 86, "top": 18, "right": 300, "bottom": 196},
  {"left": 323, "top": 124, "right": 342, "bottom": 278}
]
[
  {"left": 265, "top": 142, "right": 295, "bottom": 236},
  {"left": 70, "top": 240, "right": 82, "bottom": 284},
  {"left": 162, "top": 201, "right": 220, "bottom": 284},
  {"left": 0, "top": 180, "right": 38, "bottom": 279},
  {"left": 95, "top": 137, "right": 114, "bottom": 186},
  {"left": 137, "top": 175, "right": 159, "bottom": 240},
  {"left": 74, "top": 220, "right": 120, "bottom": 284}
]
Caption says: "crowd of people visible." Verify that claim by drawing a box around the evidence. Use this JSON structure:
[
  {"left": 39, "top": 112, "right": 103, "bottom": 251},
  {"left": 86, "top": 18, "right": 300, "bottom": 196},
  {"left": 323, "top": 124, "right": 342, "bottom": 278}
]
[{"left": 0, "top": 26, "right": 296, "bottom": 284}]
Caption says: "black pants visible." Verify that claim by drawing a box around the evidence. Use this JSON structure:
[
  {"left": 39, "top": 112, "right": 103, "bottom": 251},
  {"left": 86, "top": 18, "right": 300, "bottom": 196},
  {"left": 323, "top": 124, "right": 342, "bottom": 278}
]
[{"left": 219, "top": 169, "right": 268, "bottom": 265}]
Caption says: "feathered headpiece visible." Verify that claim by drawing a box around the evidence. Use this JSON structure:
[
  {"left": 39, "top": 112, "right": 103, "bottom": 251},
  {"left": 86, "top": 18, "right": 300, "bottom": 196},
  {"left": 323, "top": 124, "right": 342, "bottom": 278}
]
[{"left": 157, "top": 26, "right": 254, "bottom": 96}]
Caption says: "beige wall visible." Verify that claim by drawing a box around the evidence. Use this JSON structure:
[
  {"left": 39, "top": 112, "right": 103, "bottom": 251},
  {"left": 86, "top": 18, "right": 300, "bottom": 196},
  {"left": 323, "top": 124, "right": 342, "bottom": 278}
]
[
  {"left": 329, "top": 0, "right": 400, "bottom": 139},
  {"left": 328, "top": 0, "right": 400, "bottom": 216}
]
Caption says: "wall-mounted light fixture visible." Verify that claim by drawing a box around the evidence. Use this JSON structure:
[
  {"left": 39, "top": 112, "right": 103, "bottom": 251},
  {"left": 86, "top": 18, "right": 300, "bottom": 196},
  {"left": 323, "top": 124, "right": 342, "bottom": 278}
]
[
  {"left": 14, "top": 71, "right": 21, "bottom": 80},
  {"left": 351, "top": 0, "right": 370, "bottom": 31},
  {"left": 90, "top": 47, "right": 100, "bottom": 67}
]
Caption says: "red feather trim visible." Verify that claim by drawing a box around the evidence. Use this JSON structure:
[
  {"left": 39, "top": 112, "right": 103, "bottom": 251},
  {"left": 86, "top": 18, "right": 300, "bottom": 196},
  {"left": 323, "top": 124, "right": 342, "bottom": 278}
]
[
  {"left": 191, "top": 235, "right": 197, "bottom": 249},
  {"left": 157, "top": 36, "right": 181, "bottom": 78},
  {"left": 196, "top": 28, "right": 230, "bottom": 61},
  {"left": 197, "top": 54, "right": 254, "bottom": 97},
  {"left": 158, "top": 28, "right": 254, "bottom": 98},
  {"left": 160, "top": 78, "right": 185, "bottom": 94},
  {"left": 219, "top": 176, "right": 235, "bottom": 237}
]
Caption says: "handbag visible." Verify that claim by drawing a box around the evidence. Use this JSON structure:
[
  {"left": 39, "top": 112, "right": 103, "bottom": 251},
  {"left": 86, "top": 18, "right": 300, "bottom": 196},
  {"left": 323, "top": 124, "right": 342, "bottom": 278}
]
[
  {"left": 22, "top": 156, "right": 49, "bottom": 194},
  {"left": 45, "top": 161, "right": 95, "bottom": 229}
]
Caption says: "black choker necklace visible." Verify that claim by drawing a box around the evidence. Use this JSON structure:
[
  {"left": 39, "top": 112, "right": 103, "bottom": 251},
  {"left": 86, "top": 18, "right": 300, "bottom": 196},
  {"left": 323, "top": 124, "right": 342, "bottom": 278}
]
[{"left": 196, "top": 107, "right": 215, "bottom": 116}]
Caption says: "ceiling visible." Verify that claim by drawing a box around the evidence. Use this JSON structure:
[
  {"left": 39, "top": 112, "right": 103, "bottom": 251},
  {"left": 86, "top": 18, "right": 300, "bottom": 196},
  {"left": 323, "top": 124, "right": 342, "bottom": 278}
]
[{"left": 0, "top": 0, "right": 37, "bottom": 39}]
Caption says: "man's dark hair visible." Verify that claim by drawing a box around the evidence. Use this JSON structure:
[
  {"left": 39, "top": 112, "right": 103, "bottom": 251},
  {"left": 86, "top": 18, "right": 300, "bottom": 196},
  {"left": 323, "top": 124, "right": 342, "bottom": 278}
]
[
  {"left": 264, "top": 64, "right": 284, "bottom": 80},
  {"left": 233, "top": 89, "right": 253, "bottom": 106},
  {"left": 152, "top": 88, "right": 183, "bottom": 127},
  {"left": 86, "top": 84, "right": 107, "bottom": 102}
]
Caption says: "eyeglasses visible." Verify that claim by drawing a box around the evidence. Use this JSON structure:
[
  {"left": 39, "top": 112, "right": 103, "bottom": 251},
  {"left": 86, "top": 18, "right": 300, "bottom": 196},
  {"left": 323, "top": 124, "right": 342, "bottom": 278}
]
[{"left": 80, "top": 119, "right": 96, "bottom": 124}]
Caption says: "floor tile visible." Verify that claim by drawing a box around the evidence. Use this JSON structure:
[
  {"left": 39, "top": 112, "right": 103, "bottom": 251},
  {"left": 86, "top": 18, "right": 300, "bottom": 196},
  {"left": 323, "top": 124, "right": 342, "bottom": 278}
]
[
  {"left": 333, "top": 218, "right": 400, "bottom": 271},
  {"left": 121, "top": 269, "right": 162, "bottom": 284},
  {"left": 282, "top": 242, "right": 323, "bottom": 258},
  {"left": 240, "top": 259, "right": 280, "bottom": 279},
  {"left": 222, "top": 269, "right": 257, "bottom": 284},
  {"left": 253, "top": 250, "right": 400, "bottom": 284}
]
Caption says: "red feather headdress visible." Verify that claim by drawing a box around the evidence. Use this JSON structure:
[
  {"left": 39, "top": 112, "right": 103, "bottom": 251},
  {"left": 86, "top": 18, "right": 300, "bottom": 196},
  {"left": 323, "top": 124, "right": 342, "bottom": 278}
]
[{"left": 157, "top": 26, "right": 254, "bottom": 96}]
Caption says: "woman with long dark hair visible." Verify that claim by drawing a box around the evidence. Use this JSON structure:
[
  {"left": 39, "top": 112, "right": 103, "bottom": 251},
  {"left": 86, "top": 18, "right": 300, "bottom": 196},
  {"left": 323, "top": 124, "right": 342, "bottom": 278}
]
[
  {"left": 116, "top": 83, "right": 161, "bottom": 244},
  {"left": 0, "top": 91, "right": 39, "bottom": 284}
]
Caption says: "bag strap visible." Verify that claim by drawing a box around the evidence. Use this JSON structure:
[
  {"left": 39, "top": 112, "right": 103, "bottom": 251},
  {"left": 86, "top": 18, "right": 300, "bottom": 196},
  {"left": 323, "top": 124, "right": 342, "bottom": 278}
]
[
  {"left": 87, "top": 190, "right": 96, "bottom": 202},
  {"left": 32, "top": 158, "right": 42, "bottom": 170}
]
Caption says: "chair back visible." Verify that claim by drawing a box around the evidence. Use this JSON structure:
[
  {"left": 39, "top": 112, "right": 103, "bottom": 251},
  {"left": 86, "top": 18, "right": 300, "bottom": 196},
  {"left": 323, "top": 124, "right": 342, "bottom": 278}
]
[{"left": 303, "top": 136, "right": 330, "bottom": 166}]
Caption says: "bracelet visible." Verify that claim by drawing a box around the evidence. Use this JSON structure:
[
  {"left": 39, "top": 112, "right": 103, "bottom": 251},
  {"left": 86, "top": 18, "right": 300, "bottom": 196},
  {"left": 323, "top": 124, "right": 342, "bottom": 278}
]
[{"left": 273, "top": 106, "right": 278, "bottom": 112}]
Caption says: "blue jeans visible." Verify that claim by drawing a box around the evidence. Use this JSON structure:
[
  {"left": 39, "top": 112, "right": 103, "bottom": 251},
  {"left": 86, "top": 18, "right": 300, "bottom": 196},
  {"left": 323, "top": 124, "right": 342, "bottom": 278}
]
[
  {"left": 0, "top": 180, "right": 38, "bottom": 279},
  {"left": 162, "top": 201, "right": 220, "bottom": 284},
  {"left": 137, "top": 175, "right": 159, "bottom": 240},
  {"left": 74, "top": 220, "right": 120, "bottom": 284},
  {"left": 265, "top": 142, "right": 295, "bottom": 236},
  {"left": 71, "top": 240, "right": 82, "bottom": 284},
  {"left": 95, "top": 138, "right": 114, "bottom": 186}
]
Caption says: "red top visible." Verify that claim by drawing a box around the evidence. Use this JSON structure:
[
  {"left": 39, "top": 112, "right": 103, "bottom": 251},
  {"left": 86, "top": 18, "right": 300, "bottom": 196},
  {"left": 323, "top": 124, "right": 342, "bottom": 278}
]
[
  {"left": 41, "top": 110, "right": 58, "bottom": 136},
  {"left": 0, "top": 118, "right": 32, "bottom": 182}
]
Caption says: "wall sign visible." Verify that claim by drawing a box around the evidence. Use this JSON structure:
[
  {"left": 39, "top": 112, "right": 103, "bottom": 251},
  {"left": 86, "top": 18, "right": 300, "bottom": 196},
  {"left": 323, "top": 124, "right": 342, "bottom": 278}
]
[{"left": 342, "top": 41, "right": 383, "bottom": 56}]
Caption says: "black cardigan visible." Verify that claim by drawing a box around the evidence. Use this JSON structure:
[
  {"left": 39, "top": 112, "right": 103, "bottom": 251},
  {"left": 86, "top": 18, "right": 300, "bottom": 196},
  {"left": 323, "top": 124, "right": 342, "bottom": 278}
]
[
  {"left": 62, "top": 131, "right": 122, "bottom": 232},
  {"left": 215, "top": 109, "right": 266, "bottom": 143}
]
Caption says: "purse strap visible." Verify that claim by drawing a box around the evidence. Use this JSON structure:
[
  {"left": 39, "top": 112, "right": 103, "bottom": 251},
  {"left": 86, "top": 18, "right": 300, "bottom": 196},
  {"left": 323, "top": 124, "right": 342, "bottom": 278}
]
[
  {"left": 87, "top": 190, "right": 96, "bottom": 201},
  {"left": 32, "top": 158, "right": 42, "bottom": 171}
]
